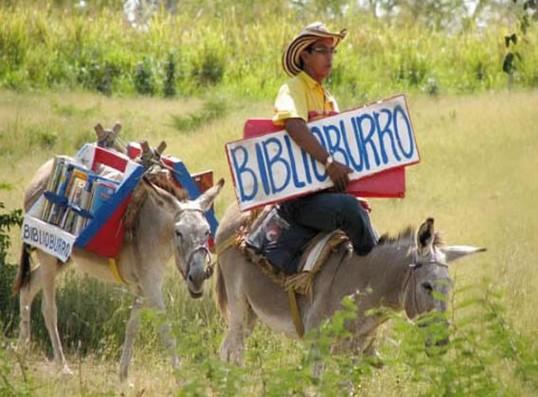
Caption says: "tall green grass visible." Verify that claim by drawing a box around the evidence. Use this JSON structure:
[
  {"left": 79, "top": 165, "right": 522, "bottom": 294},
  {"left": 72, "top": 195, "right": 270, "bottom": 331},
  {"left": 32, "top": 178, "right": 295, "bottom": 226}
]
[{"left": 0, "top": 4, "right": 537, "bottom": 100}]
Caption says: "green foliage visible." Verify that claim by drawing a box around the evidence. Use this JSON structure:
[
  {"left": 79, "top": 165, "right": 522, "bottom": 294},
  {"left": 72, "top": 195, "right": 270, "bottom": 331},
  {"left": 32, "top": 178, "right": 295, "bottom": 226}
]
[
  {"left": 28, "top": 273, "right": 132, "bottom": 358},
  {"left": 0, "top": 337, "right": 32, "bottom": 397},
  {"left": 163, "top": 51, "right": 177, "bottom": 98},
  {"left": 0, "top": 204, "right": 32, "bottom": 396},
  {"left": 134, "top": 57, "right": 156, "bottom": 96},
  {"left": 0, "top": 203, "right": 22, "bottom": 336},
  {"left": 191, "top": 44, "right": 225, "bottom": 87},
  {"left": 124, "top": 281, "right": 538, "bottom": 396},
  {"left": 0, "top": 3, "right": 536, "bottom": 98},
  {"left": 384, "top": 282, "right": 538, "bottom": 396},
  {"left": 501, "top": 1, "right": 537, "bottom": 87},
  {"left": 0, "top": 203, "right": 22, "bottom": 266}
]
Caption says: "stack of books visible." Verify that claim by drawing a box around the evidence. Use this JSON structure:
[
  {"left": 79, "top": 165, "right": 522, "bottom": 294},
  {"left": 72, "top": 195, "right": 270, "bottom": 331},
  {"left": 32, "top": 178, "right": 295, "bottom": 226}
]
[{"left": 40, "top": 156, "right": 120, "bottom": 236}]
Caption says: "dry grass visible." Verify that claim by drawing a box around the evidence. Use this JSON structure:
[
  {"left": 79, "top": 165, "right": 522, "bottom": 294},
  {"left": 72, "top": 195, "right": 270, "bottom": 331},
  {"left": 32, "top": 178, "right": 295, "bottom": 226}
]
[{"left": 1, "top": 88, "right": 537, "bottom": 395}]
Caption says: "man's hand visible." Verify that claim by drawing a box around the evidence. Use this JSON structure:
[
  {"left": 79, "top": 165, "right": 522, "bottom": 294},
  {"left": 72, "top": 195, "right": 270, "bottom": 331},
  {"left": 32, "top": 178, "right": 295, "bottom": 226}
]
[
  {"left": 327, "top": 160, "right": 352, "bottom": 192},
  {"left": 283, "top": 118, "right": 353, "bottom": 192}
]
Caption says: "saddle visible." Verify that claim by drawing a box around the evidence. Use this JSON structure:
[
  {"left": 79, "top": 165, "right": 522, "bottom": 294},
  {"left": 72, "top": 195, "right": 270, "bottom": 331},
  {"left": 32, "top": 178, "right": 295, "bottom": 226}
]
[
  {"left": 215, "top": 206, "right": 351, "bottom": 337},
  {"left": 237, "top": 206, "right": 351, "bottom": 296}
]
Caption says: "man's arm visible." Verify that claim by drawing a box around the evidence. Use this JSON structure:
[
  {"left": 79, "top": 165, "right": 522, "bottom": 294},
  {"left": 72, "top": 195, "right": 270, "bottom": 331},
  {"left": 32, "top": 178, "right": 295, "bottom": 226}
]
[{"left": 284, "top": 118, "right": 351, "bottom": 192}]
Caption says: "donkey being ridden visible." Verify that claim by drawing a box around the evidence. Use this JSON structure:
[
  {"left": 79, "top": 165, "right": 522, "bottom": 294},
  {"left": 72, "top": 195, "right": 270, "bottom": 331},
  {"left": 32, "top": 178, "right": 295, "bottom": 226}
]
[
  {"left": 13, "top": 158, "right": 224, "bottom": 381},
  {"left": 215, "top": 203, "right": 485, "bottom": 364}
]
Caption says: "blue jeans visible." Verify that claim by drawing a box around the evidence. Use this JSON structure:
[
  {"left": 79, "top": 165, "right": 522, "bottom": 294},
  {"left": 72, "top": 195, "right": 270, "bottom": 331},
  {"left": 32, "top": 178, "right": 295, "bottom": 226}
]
[{"left": 265, "top": 192, "right": 378, "bottom": 273}]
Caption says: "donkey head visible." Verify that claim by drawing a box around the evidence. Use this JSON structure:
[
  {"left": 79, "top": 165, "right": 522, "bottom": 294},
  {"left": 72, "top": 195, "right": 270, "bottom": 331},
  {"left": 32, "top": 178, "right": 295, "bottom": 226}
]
[
  {"left": 402, "top": 218, "right": 486, "bottom": 346},
  {"left": 173, "top": 178, "right": 224, "bottom": 298},
  {"left": 144, "top": 177, "right": 224, "bottom": 298}
]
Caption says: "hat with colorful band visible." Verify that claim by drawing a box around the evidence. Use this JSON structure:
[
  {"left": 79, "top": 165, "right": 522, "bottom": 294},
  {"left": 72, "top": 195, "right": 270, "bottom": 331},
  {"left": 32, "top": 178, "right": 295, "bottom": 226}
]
[{"left": 282, "top": 22, "right": 347, "bottom": 77}]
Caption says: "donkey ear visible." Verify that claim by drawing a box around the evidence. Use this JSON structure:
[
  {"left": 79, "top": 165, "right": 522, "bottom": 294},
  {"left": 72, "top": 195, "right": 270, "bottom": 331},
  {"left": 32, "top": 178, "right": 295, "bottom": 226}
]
[
  {"left": 196, "top": 178, "right": 225, "bottom": 212},
  {"left": 112, "top": 122, "right": 122, "bottom": 135},
  {"left": 443, "top": 245, "right": 486, "bottom": 264},
  {"left": 416, "top": 217, "right": 435, "bottom": 254}
]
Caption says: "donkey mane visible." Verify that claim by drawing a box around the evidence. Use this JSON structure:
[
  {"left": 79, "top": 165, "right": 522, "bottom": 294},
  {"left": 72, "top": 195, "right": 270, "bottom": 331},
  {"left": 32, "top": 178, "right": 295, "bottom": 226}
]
[
  {"left": 146, "top": 170, "right": 188, "bottom": 201},
  {"left": 123, "top": 170, "right": 188, "bottom": 237},
  {"left": 377, "top": 226, "right": 444, "bottom": 247}
]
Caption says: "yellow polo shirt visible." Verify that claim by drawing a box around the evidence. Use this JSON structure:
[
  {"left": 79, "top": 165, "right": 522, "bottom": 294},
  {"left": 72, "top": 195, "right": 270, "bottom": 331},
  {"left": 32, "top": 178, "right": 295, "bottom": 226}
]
[{"left": 273, "top": 71, "right": 339, "bottom": 126}]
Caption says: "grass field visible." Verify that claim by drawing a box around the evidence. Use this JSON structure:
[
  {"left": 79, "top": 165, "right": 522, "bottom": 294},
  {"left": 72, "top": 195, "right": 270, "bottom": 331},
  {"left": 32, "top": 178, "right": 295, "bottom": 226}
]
[{"left": 1, "top": 88, "right": 537, "bottom": 395}]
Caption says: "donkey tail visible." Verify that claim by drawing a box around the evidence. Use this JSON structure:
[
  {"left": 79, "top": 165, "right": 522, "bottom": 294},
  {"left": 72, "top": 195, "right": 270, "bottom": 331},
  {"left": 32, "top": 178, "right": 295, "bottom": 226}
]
[
  {"left": 214, "top": 260, "right": 229, "bottom": 323},
  {"left": 12, "top": 243, "right": 32, "bottom": 295}
]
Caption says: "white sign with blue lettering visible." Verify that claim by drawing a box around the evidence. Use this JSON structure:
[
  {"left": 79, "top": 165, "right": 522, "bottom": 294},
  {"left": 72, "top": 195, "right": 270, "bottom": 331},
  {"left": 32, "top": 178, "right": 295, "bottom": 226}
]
[
  {"left": 22, "top": 215, "right": 76, "bottom": 262},
  {"left": 226, "top": 95, "right": 419, "bottom": 211}
]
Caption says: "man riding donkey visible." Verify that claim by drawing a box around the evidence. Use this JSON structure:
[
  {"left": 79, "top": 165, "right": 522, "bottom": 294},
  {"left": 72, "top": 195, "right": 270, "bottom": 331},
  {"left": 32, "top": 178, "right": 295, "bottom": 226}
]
[
  {"left": 214, "top": 23, "right": 486, "bottom": 366},
  {"left": 255, "top": 22, "right": 378, "bottom": 274}
]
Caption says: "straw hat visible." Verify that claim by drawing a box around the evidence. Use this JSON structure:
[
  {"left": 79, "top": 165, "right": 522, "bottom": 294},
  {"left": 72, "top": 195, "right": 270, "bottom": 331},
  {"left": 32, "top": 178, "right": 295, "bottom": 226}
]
[{"left": 282, "top": 22, "right": 347, "bottom": 77}]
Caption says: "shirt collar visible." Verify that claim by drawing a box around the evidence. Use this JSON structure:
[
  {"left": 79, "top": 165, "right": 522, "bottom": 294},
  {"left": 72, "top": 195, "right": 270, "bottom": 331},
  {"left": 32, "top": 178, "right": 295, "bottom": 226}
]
[{"left": 298, "top": 71, "right": 323, "bottom": 90}]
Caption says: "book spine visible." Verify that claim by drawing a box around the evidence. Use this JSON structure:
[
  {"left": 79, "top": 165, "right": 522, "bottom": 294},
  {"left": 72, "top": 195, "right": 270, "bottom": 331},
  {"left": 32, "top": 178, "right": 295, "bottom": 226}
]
[
  {"left": 41, "top": 156, "right": 68, "bottom": 221},
  {"left": 48, "top": 161, "right": 73, "bottom": 225},
  {"left": 75, "top": 176, "right": 94, "bottom": 234}
]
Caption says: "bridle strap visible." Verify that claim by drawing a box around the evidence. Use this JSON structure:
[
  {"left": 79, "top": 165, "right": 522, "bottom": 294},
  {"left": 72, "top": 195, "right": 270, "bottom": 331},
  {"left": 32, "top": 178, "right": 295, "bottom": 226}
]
[
  {"left": 185, "top": 244, "right": 213, "bottom": 280},
  {"left": 402, "top": 250, "right": 449, "bottom": 316}
]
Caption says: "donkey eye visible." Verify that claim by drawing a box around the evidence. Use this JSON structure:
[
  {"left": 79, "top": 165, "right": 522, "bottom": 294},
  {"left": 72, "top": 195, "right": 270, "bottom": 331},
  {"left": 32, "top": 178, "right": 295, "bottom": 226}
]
[
  {"left": 421, "top": 282, "right": 433, "bottom": 293},
  {"left": 175, "top": 230, "right": 183, "bottom": 239}
]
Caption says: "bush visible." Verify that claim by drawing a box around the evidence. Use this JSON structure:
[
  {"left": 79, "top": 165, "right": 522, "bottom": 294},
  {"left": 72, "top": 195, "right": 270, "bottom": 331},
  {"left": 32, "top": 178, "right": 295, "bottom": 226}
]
[
  {"left": 139, "top": 281, "right": 538, "bottom": 396},
  {"left": 0, "top": 203, "right": 32, "bottom": 396},
  {"left": 163, "top": 51, "right": 177, "bottom": 98},
  {"left": 134, "top": 57, "right": 156, "bottom": 95},
  {"left": 0, "top": 203, "right": 22, "bottom": 337},
  {"left": 191, "top": 46, "right": 225, "bottom": 87},
  {"left": 0, "top": 5, "right": 537, "bottom": 98}
]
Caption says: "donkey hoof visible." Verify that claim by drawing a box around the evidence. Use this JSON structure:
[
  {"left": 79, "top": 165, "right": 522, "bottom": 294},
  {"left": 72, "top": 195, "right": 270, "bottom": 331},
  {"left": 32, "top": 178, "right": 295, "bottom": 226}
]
[
  {"left": 15, "top": 339, "right": 30, "bottom": 354},
  {"left": 367, "top": 353, "right": 384, "bottom": 369},
  {"left": 61, "top": 365, "right": 74, "bottom": 376},
  {"left": 171, "top": 355, "right": 181, "bottom": 370}
]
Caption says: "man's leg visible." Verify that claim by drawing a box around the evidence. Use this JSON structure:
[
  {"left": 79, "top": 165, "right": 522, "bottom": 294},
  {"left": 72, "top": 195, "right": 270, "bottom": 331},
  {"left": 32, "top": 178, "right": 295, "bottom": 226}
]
[
  {"left": 284, "top": 192, "right": 377, "bottom": 255},
  {"left": 264, "top": 220, "right": 317, "bottom": 274}
]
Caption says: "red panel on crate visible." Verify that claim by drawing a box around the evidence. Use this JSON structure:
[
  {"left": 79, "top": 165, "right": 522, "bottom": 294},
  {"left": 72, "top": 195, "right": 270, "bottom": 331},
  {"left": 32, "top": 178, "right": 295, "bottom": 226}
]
[
  {"left": 243, "top": 119, "right": 406, "bottom": 198},
  {"left": 75, "top": 144, "right": 144, "bottom": 258},
  {"left": 83, "top": 196, "right": 131, "bottom": 257},
  {"left": 192, "top": 170, "right": 214, "bottom": 193},
  {"left": 92, "top": 146, "right": 128, "bottom": 173}
]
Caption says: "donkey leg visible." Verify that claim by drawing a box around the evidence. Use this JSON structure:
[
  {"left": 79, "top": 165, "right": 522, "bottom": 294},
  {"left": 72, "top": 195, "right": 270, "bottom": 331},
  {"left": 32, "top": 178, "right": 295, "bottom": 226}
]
[
  {"left": 219, "top": 294, "right": 256, "bottom": 365},
  {"left": 141, "top": 281, "right": 180, "bottom": 372},
  {"left": 119, "top": 296, "right": 143, "bottom": 382},
  {"left": 37, "top": 251, "right": 71, "bottom": 374},
  {"left": 355, "top": 314, "right": 384, "bottom": 368},
  {"left": 18, "top": 264, "right": 46, "bottom": 350},
  {"left": 362, "top": 336, "right": 383, "bottom": 368}
]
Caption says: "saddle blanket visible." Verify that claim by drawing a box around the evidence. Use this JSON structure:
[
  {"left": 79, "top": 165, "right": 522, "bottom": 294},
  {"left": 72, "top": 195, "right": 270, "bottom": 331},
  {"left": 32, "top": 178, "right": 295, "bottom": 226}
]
[{"left": 240, "top": 207, "right": 350, "bottom": 294}]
